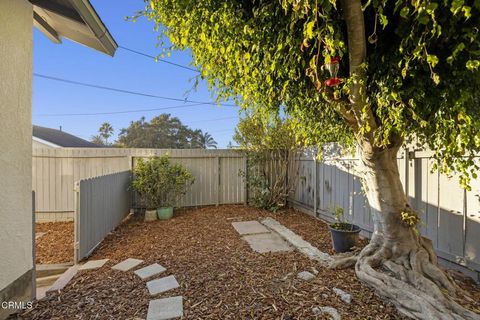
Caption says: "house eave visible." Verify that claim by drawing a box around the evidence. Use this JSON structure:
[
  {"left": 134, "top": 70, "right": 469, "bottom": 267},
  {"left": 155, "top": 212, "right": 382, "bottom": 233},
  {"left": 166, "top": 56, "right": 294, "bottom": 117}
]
[{"left": 30, "top": 0, "right": 117, "bottom": 56}]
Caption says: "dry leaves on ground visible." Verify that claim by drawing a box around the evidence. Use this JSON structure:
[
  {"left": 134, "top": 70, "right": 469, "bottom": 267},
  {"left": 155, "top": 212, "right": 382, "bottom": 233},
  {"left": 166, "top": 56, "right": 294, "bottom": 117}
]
[
  {"left": 22, "top": 206, "right": 406, "bottom": 319},
  {"left": 35, "top": 222, "right": 74, "bottom": 264}
]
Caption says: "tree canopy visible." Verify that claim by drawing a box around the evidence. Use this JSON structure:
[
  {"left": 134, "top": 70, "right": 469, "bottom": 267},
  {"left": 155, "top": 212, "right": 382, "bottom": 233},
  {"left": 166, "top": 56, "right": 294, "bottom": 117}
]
[
  {"left": 144, "top": 0, "right": 480, "bottom": 187},
  {"left": 91, "top": 122, "right": 114, "bottom": 146},
  {"left": 116, "top": 113, "right": 217, "bottom": 149},
  {"left": 143, "top": 1, "right": 480, "bottom": 317},
  {"left": 233, "top": 113, "right": 301, "bottom": 151}
]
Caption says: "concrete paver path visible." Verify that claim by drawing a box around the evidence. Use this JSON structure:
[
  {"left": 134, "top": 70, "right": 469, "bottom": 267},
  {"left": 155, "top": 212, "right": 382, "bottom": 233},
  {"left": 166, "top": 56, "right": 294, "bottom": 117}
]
[
  {"left": 112, "top": 258, "right": 143, "bottom": 271},
  {"left": 146, "top": 296, "right": 183, "bottom": 320},
  {"left": 78, "top": 259, "right": 109, "bottom": 270},
  {"left": 147, "top": 275, "right": 180, "bottom": 295},
  {"left": 134, "top": 263, "right": 166, "bottom": 280}
]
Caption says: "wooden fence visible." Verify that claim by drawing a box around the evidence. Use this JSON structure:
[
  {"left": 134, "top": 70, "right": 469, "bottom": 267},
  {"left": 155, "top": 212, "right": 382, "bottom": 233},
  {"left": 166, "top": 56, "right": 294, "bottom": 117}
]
[
  {"left": 131, "top": 149, "right": 246, "bottom": 208},
  {"left": 32, "top": 148, "right": 247, "bottom": 221},
  {"left": 289, "top": 149, "right": 480, "bottom": 276},
  {"left": 74, "top": 171, "right": 132, "bottom": 262},
  {"left": 32, "top": 148, "right": 131, "bottom": 221}
]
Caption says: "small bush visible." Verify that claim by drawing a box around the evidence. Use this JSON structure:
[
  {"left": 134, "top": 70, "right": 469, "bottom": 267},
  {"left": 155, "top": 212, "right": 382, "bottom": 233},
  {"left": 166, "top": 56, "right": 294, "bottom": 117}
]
[{"left": 132, "top": 156, "right": 194, "bottom": 209}]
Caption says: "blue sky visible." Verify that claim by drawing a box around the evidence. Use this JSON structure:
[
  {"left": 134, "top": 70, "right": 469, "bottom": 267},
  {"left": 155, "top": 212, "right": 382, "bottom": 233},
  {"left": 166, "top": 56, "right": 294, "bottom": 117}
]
[{"left": 33, "top": 1, "right": 238, "bottom": 148}]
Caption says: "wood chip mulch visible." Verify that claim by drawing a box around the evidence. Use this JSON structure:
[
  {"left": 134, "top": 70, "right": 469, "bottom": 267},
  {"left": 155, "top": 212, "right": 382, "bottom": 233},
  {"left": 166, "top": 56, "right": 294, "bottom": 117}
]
[
  {"left": 35, "top": 222, "right": 74, "bottom": 264},
  {"left": 19, "top": 205, "right": 479, "bottom": 319}
]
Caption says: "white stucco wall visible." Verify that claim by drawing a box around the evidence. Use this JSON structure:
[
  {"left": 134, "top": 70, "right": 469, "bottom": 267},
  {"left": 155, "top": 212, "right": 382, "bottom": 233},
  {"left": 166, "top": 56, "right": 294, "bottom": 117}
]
[{"left": 0, "top": 0, "right": 34, "bottom": 291}]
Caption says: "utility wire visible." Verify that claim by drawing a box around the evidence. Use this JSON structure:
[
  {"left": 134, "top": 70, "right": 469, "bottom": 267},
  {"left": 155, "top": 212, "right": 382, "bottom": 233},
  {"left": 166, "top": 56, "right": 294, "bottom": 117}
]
[
  {"left": 33, "top": 73, "right": 236, "bottom": 107},
  {"left": 34, "top": 103, "right": 205, "bottom": 117},
  {"left": 118, "top": 46, "right": 199, "bottom": 73}
]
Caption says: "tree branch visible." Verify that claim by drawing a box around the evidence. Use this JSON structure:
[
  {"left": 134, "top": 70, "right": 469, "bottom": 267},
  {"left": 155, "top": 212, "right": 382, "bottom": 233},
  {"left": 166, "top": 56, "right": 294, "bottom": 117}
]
[{"left": 341, "top": 0, "right": 377, "bottom": 139}]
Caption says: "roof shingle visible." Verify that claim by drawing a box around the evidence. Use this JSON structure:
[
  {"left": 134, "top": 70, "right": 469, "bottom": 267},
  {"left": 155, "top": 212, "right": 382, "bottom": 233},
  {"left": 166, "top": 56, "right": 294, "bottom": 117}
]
[{"left": 33, "top": 125, "right": 100, "bottom": 148}]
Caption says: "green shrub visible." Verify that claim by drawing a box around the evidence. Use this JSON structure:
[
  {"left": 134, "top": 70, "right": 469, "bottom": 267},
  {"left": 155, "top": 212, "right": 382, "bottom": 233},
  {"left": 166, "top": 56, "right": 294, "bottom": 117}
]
[{"left": 132, "top": 156, "right": 194, "bottom": 209}]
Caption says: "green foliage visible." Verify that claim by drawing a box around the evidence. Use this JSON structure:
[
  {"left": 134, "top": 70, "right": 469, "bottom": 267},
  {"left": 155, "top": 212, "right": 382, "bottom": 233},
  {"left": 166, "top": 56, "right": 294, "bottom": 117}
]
[
  {"left": 233, "top": 113, "right": 301, "bottom": 151},
  {"left": 330, "top": 206, "right": 354, "bottom": 231},
  {"left": 90, "top": 134, "right": 106, "bottom": 146},
  {"left": 99, "top": 122, "right": 114, "bottom": 145},
  {"left": 142, "top": 0, "right": 480, "bottom": 189},
  {"left": 240, "top": 152, "right": 281, "bottom": 212},
  {"left": 116, "top": 114, "right": 216, "bottom": 149},
  {"left": 91, "top": 123, "right": 114, "bottom": 146},
  {"left": 235, "top": 114, "right": 300, "bottom": 212},
  {"left": 197, "top": 131, "right": 218, "bottom": 149},
  {"left": 132, "top": 156, "right": 195, "bottom": 208}
]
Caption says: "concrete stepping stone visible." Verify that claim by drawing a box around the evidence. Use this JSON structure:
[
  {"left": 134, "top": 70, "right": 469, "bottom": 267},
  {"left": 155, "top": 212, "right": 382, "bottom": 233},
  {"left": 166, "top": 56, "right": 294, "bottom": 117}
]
[
  {"left": 134, "top": 263, "right": 166, "bottom": 280},
  {"left": 48, "top": 265, "right": 78, "bottom": 293},
  {"left": 112, "top": 258, "right": 144, "bottom": 271},
  {"left": 147, "top": 296, "right": 183, "bottom": 320},
  {"left": 262, "top": 217, "right": 332, "bottom": 265},
  {"left": 232, "top": 221, "right": 270, "bottom": 235},
  {"left": 243, "top": 233, "right": 293, "bottom": 253},
  {"left": 146, "top": 275, "right": 179, "bottom": 295},
  {"left": 78, "top": 259, "right": 109, "bottom": 270}
]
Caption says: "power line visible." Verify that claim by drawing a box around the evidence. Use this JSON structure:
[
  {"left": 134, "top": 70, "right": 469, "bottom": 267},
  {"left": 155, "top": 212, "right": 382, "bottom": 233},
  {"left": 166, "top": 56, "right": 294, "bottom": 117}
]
[
  {"left": 33, "top": 73, "right": 236, "bottom": 107},
  {"left": 118, "top": 46, "right": 199, "bottom": 72},
  {"left": 34, "top": 103, "right": 205, "bottom": 117}
]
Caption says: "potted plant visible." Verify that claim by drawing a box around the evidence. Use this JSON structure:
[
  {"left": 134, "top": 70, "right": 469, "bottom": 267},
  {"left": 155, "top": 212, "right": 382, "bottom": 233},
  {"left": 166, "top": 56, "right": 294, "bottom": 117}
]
[
  {"left": 328, "top": 207, "right": 361, "bottom": 253},
  {"left": 132, "top": 156, "right": 194, "bottom": 221}
]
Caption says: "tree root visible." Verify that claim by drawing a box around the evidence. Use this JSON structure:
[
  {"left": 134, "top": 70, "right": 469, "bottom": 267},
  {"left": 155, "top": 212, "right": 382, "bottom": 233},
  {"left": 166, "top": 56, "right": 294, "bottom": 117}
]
[
  {"left": 337, "top": 236, "right": 480, "bottom": 320},
  {"left": 328, "top": 249, "right": 359, "bottom": 269}
]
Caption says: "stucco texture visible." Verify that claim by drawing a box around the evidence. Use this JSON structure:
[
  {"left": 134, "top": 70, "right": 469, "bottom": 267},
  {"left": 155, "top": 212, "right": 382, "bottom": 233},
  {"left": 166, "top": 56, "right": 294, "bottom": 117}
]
[{"left": 0, "top": 0, "right": 34, "bottom": 291}]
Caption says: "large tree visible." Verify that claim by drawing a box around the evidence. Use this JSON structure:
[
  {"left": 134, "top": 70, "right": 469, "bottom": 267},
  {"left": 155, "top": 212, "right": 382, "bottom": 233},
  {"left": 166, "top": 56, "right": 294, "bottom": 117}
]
[
  {"left": 116, "top": 114, "right": 212, "bottom": 149},
  {"left": 143, "top": 1, "right": 480, "bottom": 318}
]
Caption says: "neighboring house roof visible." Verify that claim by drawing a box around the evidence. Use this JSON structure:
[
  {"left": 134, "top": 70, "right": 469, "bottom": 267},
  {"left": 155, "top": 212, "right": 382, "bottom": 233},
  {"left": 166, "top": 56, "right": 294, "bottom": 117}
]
[
  {"left": 33, "top": 125, "right": 100, "bottom": 148},
  {"left": 30, "top": 0, "right": 117, "bottom": 56}
]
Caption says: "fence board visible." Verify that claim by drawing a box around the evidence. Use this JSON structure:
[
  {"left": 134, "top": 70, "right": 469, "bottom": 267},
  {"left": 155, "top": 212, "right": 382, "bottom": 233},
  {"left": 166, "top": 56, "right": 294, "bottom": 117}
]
[
  {"left": 75, "top": 171, "right": 131, "bottom": 262},
  {"left": 33, "top": 148, "right": 247, "bottom": 221},
  {"left": 33, "top": 148, "right": 131, "bottom": 221},
  {"left": 290, "top": 149, "right": 480, "bottom": 274},
  {"left": 130, "top": 149, "right": 245, "bottom": 208}
]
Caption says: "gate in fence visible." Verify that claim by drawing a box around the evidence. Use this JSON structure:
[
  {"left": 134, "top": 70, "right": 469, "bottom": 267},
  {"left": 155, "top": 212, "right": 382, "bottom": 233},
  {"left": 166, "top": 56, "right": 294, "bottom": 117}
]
[{"left": 74, "top": 170, "right": 132, "bottom": 263}]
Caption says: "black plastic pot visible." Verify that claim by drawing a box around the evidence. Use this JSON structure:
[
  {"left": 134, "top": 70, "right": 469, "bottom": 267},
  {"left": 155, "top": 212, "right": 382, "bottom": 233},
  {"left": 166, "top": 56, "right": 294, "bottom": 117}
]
[{"left": 329, "top": 224, "right": 361, "bottom": 253}]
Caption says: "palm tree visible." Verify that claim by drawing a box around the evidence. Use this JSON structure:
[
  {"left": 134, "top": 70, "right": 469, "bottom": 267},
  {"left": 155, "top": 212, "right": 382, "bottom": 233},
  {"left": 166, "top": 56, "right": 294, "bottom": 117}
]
[
  {"left": 200, "top": 131, "right": 217, "bottom": 149},
  {"left": 90, "top": 134, "right": 105, "bottom": 146},
  {"left": 99, "top": 122, "right": 114, "bottom": 145}
]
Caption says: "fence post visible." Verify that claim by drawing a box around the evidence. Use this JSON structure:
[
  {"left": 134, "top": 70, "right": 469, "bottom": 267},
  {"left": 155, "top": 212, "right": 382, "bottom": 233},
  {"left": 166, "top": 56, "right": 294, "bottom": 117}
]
[
  {"left": 216, "top": 156, "right": 220, "bottom": 206},
  {"left": 244, "top": 156, "right": 248, "bottom": 205},
  {"left": 73, "top": 181, "right": 80, "bottom": 264}
]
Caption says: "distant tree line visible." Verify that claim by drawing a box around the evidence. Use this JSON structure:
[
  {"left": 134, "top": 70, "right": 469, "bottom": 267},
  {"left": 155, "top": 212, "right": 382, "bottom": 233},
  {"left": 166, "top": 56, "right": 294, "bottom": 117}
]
[{"left": 90, "top": 114, "right": 217, "bottom": 149}]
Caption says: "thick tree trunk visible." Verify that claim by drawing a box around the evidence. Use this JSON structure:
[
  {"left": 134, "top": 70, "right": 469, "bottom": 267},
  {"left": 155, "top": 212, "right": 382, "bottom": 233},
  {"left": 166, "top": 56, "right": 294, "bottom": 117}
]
[
  {"left": 334, "top": 1, "right": 479, "bottom": 318},
  {"left": 349, "top": 140, "right": 480, "bottom": 319}
]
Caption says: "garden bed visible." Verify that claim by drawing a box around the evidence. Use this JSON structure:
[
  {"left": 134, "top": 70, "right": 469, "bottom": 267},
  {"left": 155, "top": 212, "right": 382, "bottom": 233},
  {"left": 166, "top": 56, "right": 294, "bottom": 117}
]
[
  {"left": 35, "top": 222, "right": 74, "bottom": 264},
  {"left": 21, "top": 205, "right": 479, "bottom": 319}
]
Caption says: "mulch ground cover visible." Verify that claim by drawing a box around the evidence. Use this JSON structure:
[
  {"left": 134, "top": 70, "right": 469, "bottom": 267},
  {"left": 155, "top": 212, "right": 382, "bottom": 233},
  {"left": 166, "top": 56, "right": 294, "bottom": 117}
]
[
  {"left": 20, "top": 205, "right": 479, "bottom": 319},
  {"left": 35, "top": 222, "right": 74, "bottom": 264}
]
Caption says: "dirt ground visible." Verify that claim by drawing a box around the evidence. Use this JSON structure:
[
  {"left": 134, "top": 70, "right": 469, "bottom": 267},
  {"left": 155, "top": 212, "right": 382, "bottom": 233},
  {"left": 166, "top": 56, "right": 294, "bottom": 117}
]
[
  {"left": 20, "top": 205, "right": 479, "bottom": 319},
  {"left": 35, "top": 222, "right": 74, "bottom": 264}
]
